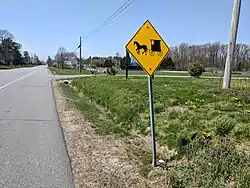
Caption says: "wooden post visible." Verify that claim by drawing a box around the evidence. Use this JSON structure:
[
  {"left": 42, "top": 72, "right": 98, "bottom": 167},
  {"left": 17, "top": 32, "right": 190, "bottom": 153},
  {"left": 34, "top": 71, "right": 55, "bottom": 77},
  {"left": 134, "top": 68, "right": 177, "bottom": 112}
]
[{"left": 222, "top": 0, "right": 242, "bottom": 89}]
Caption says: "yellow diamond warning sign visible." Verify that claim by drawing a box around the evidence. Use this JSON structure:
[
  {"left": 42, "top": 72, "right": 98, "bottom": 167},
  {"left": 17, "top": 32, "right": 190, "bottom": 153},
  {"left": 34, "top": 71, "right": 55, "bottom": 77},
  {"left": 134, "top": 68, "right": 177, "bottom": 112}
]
[{"left": 125, "top": 20, "right": 170, "bottom": 76}]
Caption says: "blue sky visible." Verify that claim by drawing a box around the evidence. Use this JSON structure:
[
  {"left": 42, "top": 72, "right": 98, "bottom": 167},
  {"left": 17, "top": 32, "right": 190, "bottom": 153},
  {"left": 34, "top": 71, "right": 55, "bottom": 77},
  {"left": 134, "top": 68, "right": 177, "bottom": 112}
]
[{"left": 1, "top": 0, "right": 249, "bottom": 60}]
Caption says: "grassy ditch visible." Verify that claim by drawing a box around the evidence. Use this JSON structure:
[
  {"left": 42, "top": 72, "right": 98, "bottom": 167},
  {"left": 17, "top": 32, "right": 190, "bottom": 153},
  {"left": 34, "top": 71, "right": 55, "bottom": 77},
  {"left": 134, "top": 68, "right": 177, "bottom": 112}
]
[{"left": 61, "top": 76, "right": 250, "bottom": 187}]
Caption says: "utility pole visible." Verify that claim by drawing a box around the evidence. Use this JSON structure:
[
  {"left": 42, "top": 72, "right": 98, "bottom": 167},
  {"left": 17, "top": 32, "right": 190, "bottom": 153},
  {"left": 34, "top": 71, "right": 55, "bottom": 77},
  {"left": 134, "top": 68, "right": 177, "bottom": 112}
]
[
  {"left": 60, "top": 52, "right": 63, "bottom": 69},
  {"left": 222, "top": 0, "right": 242, "bottom": 89},
  {"left": 79, "top": 36, "right": 82, "bottom": 73}
]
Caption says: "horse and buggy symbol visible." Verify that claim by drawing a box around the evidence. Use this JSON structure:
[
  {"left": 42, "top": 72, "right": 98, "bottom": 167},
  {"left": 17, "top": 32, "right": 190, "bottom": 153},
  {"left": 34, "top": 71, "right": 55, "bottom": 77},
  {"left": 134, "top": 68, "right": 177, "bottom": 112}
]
[{"left": 134, "top": 39, "right": 163, "bottom": 56}]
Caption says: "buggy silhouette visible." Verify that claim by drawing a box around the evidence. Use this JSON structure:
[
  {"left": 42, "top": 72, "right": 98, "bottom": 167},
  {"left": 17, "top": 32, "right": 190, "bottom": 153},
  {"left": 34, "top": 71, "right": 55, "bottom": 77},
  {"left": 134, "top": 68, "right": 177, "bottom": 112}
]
[{"left": 149, "top": 39, "right": 163, "bottom": 56}]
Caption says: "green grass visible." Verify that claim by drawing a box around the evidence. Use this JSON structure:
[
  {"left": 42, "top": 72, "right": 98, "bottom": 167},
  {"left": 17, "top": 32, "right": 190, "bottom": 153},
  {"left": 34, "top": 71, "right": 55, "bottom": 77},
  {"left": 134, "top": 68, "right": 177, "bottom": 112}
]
[
  {"left": 117, "top": 70, "right": 190, "bottom": 76},
  {"left": 48, "top": 66, "right": 94, "bottom": 75},
  {"left": 118, "top": 70, "right": 250, "bottom": 78},
  {"left": 61, "top": 76, "right": 250, "bottom": 187},
  {"left": 0, "top": 64, "right": 14, "bottom": 69},
  {"left": 49, "top": 66, "right": 250, "bottom": 78},
  {"left": 60, "top": 81, "right": 130, "bottom": 136},
  {"left": 0, "top": 64, "right": 37, "bottom": 69}
]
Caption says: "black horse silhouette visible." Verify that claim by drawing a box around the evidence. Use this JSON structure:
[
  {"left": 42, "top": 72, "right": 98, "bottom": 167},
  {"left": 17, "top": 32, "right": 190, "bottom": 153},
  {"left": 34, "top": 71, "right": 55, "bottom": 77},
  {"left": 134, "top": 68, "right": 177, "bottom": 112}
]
[{"left": 134, "top": 41, "right": 147, "bottom": 55}]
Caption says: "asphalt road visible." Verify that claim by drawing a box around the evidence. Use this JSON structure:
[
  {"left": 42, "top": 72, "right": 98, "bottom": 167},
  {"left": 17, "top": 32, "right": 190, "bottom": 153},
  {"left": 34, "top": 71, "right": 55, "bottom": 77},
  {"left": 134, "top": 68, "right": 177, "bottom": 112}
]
[{"left": 0, "top": 66, "right": 74, "bottom": 187}]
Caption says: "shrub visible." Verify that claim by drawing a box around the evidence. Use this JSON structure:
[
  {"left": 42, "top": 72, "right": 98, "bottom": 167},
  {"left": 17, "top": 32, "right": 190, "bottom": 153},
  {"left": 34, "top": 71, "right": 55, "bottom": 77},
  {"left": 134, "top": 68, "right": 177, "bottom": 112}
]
[
  {"left": 214, "top": 116, "right": 236, "bottom": 136},
  {"left": 188, "top": 61, "right": 203, "bottom": 77},
  {"left": 90, "top": 70, "right": 95, "bottom": 74},
  {"left": 154, "top": 102, "right": 165, "bottom": 113},
  {"left": 107, "top": 67, "right": 118, "bottom": 75}
]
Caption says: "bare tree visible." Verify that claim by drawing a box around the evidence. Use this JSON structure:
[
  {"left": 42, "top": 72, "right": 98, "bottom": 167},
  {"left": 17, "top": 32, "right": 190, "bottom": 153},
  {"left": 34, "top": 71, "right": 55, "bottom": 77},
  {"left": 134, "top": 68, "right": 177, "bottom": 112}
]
[
  {"left": 0, "top": 29, "right": 14, "bottom": 42},
  {"left": 55, "top": 46, "right": 67, "bottom": 67},
  {"left": 234, "top": 44, "right": 250, "bottom": 71},
  {"left": 168, "top": 42, "right": 250, "bottom": 72},
  {"left": 54, "top": 47, "right": 77, "bottom": 68}
]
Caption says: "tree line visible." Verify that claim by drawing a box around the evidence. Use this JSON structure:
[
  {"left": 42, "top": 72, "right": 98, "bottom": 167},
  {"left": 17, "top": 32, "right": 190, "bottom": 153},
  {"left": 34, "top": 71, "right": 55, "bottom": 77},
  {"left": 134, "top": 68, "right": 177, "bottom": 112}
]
[
  {"left": 87, "top": 43, "right": 250, "bottom": 72},
  {"left": 120, "top": 42, "right": 250, "bottom": 72},
  {"left": 47, "top": 46, "right": 78, "bottom": 68},
  {"left": 48, "top": 47, "right": 172, "bottom": 71},
  {"left": 0, "top": 29, "right": 42, "bottom": 67},
  {"left": 47, "top": 47, "right": 122, "bottom": 69},
  {"left": 48, "top": 42, "right": 250, "bottom": 72},
  {"left": 169, "top": 43, "right": 250, "bottom": 72}
]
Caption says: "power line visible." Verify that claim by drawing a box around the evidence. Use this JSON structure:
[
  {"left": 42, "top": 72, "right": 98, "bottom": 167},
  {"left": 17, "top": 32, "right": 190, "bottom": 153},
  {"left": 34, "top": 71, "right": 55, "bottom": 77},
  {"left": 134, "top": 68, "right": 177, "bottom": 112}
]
[
  {"left": 107, "top": 2, "right": 136, "bottom": 26},
  {"left": 83, "top": 0, "right": 132, "bottom": 40},
  {"left": 73, "top": 0, "right": 136, "bottom": 54},
  {"left": 74, "top": 46, "right": 79, "bottom": 52},
  {"left": 90, "top": 0, "right": 132, "bottom": 33},
  {"left": 82, "top": 0, "right": 134, "bottom": 40}
]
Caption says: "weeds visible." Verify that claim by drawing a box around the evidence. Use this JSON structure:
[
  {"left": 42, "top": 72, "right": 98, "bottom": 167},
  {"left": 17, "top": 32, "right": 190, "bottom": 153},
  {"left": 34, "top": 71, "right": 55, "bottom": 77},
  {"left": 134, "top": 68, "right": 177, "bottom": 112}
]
[
  {"left": 214, "top": 116, "right": 236, "bottom": 136},
  {"left": 60, "top": 83, "right": 130, "bottom": 136},
  {"left": 171, "top": 138, "right": 250, "bottom": 187},
  {"left": 65, "top": 76, "right": 250, "bottom": 141}
]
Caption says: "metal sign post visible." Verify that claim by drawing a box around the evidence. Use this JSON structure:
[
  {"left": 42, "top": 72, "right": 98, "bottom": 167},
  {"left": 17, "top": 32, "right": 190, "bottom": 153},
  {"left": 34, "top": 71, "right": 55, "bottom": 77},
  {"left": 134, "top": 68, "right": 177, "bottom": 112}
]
[
  {"left": 125, "top": 20, "right": 170, "bottom": 167},
  {"left": 148, "top": 75, "right": 156, "bottom": 166}
]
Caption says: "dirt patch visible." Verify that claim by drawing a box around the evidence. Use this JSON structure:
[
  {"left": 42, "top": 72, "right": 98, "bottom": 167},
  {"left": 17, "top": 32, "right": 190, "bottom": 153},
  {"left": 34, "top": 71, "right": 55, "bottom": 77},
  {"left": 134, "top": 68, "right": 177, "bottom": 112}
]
[
  {"left": 53, "top": 80, "right": 173, "bottom": 188},
  {"left": 167, "top": 106, "right": 187, "bottom": 111}
]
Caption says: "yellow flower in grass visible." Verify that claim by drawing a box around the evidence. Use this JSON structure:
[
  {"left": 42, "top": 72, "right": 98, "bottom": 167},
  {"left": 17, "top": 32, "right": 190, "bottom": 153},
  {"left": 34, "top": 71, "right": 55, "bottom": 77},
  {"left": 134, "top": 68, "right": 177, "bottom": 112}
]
[
  {"left": 237, "top": 101, "right": 243, "bottom": 107},
  {"left": 192, "top": 104, "right": 197, "bottom": 109},
  {"left": 202, "top": 132, "right": 212, "bottom": 140},
  {"left": 231, "top": 97, "right": 239, "bottom": 102}
]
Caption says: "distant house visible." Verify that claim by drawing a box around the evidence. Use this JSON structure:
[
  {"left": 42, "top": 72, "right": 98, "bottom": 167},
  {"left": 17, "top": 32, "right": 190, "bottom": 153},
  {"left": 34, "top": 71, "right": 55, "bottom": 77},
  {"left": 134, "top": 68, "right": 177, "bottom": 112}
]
[
  {"left": 71, "top": 57, "right": 78, "bottom": 67},
  {"left": 52, "top": 60, "right": 57, "bottom": 67},
  {"left": 129, "top": 57, "right": 140, "bottom": 68},
  {"left": 64, "top": 61, "right": 72, "bottom": 67},
  {"left": 64, "top": 57, "right": 78, "bottom": 68}
]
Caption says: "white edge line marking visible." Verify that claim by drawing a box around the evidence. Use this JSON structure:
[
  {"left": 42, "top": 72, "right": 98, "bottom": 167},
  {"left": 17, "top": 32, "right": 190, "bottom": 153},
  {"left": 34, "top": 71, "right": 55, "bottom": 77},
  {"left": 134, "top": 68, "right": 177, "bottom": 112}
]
[{"left": 0, "top": 70, "right": 37, "bottom": 91}]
